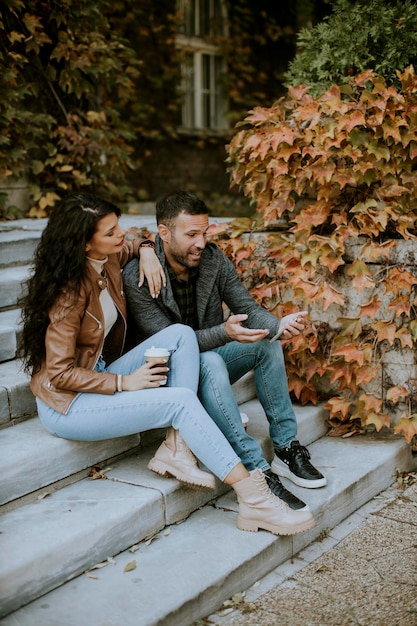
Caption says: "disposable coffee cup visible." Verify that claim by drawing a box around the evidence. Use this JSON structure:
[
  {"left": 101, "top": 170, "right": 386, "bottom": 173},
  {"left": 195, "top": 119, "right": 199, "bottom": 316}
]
[{"left": 144, "top": 346, "right": 170, "bottom": 384}]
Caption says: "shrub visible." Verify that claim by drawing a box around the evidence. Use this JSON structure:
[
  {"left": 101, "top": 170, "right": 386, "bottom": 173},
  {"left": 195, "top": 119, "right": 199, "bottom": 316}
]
[{"left": 285, "top": 0, "right": 417, "bottom": 96}]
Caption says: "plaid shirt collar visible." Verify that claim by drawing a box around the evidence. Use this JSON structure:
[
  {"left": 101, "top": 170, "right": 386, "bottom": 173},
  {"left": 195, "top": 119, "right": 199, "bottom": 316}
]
[{"left": 167, "top": 264, "right": 199, "bottom": 329}]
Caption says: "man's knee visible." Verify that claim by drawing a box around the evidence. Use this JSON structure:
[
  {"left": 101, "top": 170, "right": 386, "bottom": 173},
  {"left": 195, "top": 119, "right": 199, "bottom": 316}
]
[{"left": 199, "top": 351, "right": 229, "bottom": 385}]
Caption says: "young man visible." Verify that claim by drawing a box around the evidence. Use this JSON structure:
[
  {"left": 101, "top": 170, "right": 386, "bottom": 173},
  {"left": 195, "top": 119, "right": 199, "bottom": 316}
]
[{"left": 123, "top": 191, "right": 326, "bottom": 510}]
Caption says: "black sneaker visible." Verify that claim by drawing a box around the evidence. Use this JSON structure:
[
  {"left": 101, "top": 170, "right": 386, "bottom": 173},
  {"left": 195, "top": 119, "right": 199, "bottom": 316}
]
[
  {"left": 271, "top": 440, "right": 327, "bottom": 489},
  {"left": 264, "top": 470, "right": 309, "bottom": 511}
]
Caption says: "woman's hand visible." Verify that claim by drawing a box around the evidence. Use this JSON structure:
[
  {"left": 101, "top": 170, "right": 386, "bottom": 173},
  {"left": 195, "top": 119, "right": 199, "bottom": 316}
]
[
  {"left": 277, "top": 311, "right": 309, "bottom": 339},
  {"left": 138, "top": 246, "right": 166, "bottom": 298},
  {"left": 122, "top": 362, "right": 169, "bottom": 391}
]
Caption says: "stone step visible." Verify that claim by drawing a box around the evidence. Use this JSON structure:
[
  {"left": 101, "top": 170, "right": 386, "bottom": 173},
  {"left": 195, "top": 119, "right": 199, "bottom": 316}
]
[
  {"left": 0, "top": 219, "right": 46, "bottom": 268},
  {"left": 0, "top": 265, "right": 31, "bottom": 311},
  {"left": 1, "top": 432, "right": 414, "bottom": 624},
  {"left": 0, "top": 309, "right": 22, "bottom": 362},
  {"left": 0, "top": 359, "right": 36, "bottom": 428},
  {"left": 0, "top": 391, "right": 327, "bottom": 508},
  {"left": 0, "top": 398, "right": 326, "bottom": 617}
]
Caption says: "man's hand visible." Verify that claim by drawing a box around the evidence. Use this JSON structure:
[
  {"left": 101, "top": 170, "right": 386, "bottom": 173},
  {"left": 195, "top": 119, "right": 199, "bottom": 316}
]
[
  {"left": 225, "top": 314, "right": 269, "bottom": 343},
  {"left": 277, "top": 311, "right": 309, "bottom": 339}
]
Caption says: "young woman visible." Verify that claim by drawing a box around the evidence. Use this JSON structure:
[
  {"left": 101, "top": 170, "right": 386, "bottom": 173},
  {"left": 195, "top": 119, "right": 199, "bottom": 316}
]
[{"left": 19, "top": 192, "right": 315, "bottom": 536}]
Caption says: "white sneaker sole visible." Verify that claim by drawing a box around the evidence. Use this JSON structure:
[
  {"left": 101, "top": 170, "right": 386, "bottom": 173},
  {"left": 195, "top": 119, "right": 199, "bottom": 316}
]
[{"left": 271, "top": 457, "right": 327, "bottom": 489}]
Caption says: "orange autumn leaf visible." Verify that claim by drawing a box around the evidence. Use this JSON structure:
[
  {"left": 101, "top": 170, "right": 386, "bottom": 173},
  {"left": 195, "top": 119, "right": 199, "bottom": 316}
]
[
  {"left": 325, "top": 396, "right": 352, "bottom": 419},
  {"left": 332, "top": 343, "right": 364, "bottom": 366},
  {"left": 354, "top": 365, "right": 378, "bottom": 385},
  {"left": 394, "top": 414, "right": 417, "bottom": 443},
  {"left": 319, "top": 284, "right": 345, "bottom": 310},
  {"left": 387, "top": 295, "right": 411, "bottom": 317},
  {"left": 394, "top": 328, "right": 413, "bottom": 349},
  {"left": 386, "top": 386, "right": 409, "bottom": 404},
  {"left": 358, "top": 392, "right": 383, "bottom": 413},
  {"left": 371, "top": 320, "right": 397, "bottom": 345},
  {"left": 362, "top": 410, "right": 391, "bottom": 432},
  {"left": 358, "top": 240, "right": 397, "bottom": 262}
]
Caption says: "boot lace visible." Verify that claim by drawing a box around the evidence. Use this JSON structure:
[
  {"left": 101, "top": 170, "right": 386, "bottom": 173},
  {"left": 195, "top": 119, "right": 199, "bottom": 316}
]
[{"left": 254, "top": 470, "right": 287, "bottom": 510}]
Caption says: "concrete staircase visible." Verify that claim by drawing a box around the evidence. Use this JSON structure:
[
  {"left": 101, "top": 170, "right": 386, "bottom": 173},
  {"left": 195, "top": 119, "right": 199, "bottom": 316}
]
[{"left": 0, "top": 218, "right": 415, "bottom": 626}]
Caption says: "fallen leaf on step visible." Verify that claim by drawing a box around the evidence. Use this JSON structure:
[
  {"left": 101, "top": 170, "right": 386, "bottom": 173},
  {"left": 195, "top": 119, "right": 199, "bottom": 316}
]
[
  {"left": 124, "top": 560, "right": 137, "bottom": 572},
  {"left": 89, "top": 465, "right": 112, "bottom": 480},
  {"left": 86, "top": 572, "right": 98, "bottom": 579},
  {"left": 129, "top": 544, "right": 140, "bottom": 553},
  {"left": 37, "top": 491, "right": 50, "bottom": 500},
  {"left": 88, "top": 561, "right": 109, "bottom": 571},
  {"left": 145, "top": 532, "right": 160, "bottom": 546}
]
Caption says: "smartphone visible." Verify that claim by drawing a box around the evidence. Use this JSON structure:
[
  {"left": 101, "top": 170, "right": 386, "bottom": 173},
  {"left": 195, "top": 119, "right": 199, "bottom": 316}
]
[{"left": 269, "top": 327, "right": 284, "bottom": 343}]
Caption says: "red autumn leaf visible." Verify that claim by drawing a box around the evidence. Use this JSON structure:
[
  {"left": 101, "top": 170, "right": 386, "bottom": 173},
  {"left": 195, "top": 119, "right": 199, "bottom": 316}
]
[
  {"left": 288, "top": 85, "right": 311, "bottom": 101},
  {"left": 359, "top": 294, "right": 382, "bottom": 318},
  {"left": 269, "top": 125, "right": 295, "bottom": 149},
  {"left": 394, "top": 414, "right": 417, "bottom": 443},
  {"left": 384, "top": 267, "right": 417, "bottom": 292},
  {"left": 296, "top": 101, "right": 321, "bottom": 127},
  {"left": 338, "top": 110, "right": 366, "bottom": 133},
  {"left": 245, "top": 107, "right": 271, "bottom": 125},
  {"left": 332, "top": 343, "right": 364, "bottom": 366}
]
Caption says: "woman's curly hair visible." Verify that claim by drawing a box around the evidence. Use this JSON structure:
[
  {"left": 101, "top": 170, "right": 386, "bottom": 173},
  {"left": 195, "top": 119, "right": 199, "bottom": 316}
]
[{"left": 19, "top": 192, "right": 121, "bottom": 374}]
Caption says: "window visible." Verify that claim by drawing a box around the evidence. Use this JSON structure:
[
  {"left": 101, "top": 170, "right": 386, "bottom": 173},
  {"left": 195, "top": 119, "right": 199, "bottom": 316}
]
[{"left": 177, "top": 0, "right": 228, "bottom": 132}]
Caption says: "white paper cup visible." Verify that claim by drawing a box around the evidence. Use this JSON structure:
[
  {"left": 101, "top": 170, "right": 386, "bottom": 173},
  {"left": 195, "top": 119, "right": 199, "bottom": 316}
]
[{"left": 144, "top": 347, "right": 170, "bottom": 384}]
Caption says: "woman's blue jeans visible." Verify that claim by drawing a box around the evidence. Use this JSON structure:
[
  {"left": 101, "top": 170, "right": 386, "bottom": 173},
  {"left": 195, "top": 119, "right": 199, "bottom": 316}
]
[
  {"left": 198, "top": 339, "right": 298, "bottom": 472},
  {"left": 36, "top": 324, "right": 240, "bottom": 482}
]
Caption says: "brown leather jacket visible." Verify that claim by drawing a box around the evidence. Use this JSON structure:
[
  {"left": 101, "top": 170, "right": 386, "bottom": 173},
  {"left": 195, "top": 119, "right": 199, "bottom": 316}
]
[{"left": 30, "top": 239, "right": 143, "bottom": 414}]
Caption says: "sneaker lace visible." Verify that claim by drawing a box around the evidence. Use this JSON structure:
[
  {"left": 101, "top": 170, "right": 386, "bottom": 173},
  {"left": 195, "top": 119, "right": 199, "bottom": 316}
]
[{"left": 292, "top": 441, "right": 311, "bottom": 462}]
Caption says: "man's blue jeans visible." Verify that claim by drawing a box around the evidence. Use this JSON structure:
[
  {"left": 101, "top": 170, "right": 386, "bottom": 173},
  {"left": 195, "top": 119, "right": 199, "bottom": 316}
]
[{"left": 198, "top": 339, "right": 298, "bottom": 472}]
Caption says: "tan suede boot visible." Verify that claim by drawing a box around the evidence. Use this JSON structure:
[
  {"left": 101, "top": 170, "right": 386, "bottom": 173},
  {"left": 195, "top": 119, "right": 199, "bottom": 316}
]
[
  {"left": 233, "top": 468, "right": 316, "bottom": 535},
  {"left": 147, "top": 427, "right": 216, "bottom": 491}
]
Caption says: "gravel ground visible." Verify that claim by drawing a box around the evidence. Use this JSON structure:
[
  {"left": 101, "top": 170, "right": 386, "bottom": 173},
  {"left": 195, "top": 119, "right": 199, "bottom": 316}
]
[{"left": 196, "top": 476, "right": 417, "bottom": 626}]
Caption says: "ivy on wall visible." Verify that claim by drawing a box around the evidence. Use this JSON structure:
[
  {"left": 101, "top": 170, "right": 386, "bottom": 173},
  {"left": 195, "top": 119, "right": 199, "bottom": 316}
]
[{"left": 219, "top": 67, "right": 417, "bottom": 447}]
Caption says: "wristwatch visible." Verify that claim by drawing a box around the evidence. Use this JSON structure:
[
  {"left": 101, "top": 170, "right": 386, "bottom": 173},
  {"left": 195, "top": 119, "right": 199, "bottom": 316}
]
[{"left": 138, "top": 239, "right": 156, "bottom": 249}]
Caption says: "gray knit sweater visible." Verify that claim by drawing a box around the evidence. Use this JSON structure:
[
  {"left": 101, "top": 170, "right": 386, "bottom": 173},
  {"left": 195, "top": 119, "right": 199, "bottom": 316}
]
[{"left": 123, "top": 235, "right": 281, "bottom": 352}]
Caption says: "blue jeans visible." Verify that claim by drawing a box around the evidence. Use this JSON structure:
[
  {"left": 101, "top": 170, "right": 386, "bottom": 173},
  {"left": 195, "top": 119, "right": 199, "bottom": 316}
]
[
  {"left": 36, "top": 324, "right": 240, "bottom": 482},
  {"left": 198, "top": 339, "right": 298, "bottom": 472}
]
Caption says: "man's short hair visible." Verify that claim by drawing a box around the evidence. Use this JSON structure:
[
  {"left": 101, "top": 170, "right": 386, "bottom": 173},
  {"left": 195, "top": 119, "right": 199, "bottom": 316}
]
[{"left": 156, "top": 191, "right": 209, "bottom": 227}]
